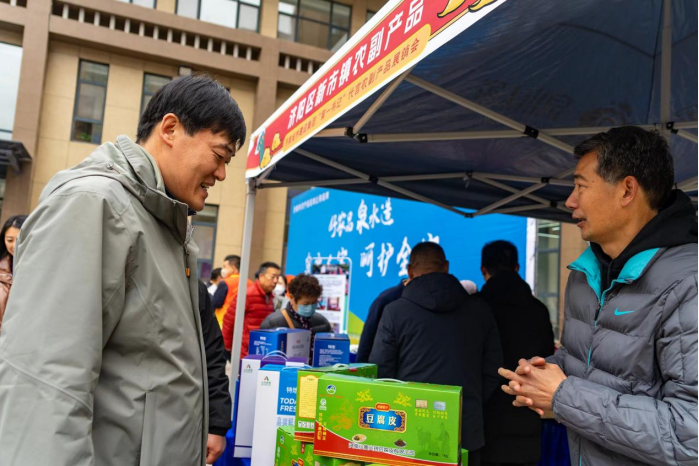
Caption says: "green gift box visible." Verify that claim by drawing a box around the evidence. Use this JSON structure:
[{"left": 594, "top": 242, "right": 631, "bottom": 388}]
[
  {"left": 275, "top": 425, "right": 315, "bottom": 466},
  {"left": 314, "top": 374, "right": 462, "bottom": 466},
  {"left": 314, "top": 456, "right": 366, "bottom": 466},
  {"left": 295, "top": 364, "right": 377, "bottom": 442}
]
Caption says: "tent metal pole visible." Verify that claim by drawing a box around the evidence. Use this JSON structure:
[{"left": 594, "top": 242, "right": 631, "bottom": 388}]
[
  {"left": 472, "top": 174, "right": 572, "bottom": 213},
  {"left": 295, "top": 148, "right": 468, "bottom": 217},
  {"left": 473, "top": 183, "right": 550, "bottom": 217},
  {"left": 314, "top": 128, "right": 349, "bottom": 138},
  {"left": 405, "top": 75, "right": 575, "bottom": 155},
  {"left": 260, "top": 178, "right": 368, "bottom": 188},
  {"left": 354, "top": 68, "right": 412, "bottom": 133},
  {"left": 660, "top": 0, "right": 672, "bottom": 129},
  {"left": 674, "top": 121, "right": 697, "bottom": 129},
  {"left": 676, "top": 130, "right": 698, "bottom": 144},
  {"left": 475, "top": 172, "right": 574, "bottom": 187},
  {"left": 229, "top": 178, "right": 257, "bottom": 396},
  {"left": 677, "top": 176, "right": 698, "bottom": 192},
  {"left": 490, "top": 203, "right": 551, "bottom": 215}
]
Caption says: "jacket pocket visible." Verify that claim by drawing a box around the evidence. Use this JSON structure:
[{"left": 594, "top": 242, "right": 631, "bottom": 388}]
[{"left": 139, "top": 391, "right": 156, "bottom": 466}]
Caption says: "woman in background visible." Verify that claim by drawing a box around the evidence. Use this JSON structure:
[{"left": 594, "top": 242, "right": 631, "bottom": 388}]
[{"left": 0, "top": 215, "right": 28, "bottom": 331}]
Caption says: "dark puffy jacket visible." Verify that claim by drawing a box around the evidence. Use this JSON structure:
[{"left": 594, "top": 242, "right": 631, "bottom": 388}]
[
  {"left": 369, "top": 272, "right": 503, "bottom": 451},
  {"left": 222, "top": 280, "right": 274, "bottom": 358},
  {"left": 549, "top": 191, "right": 698, "bottom": 466},
  {"left": 197, "top": 281, "right": 231, "bottom": 436},
  {"left": 356, "top": 280, "right": 405, "bottom": 363},
  {"left": 478, "top": 271, "right": 555, "bottom": 463},
  {"left": 260, "top": 307, "right": 332, "bottom": 334}
]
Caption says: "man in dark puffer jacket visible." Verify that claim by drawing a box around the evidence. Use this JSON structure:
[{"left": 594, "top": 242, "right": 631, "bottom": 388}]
[{"left": 500, "top": 126, "right": 697, "bottom": 466}]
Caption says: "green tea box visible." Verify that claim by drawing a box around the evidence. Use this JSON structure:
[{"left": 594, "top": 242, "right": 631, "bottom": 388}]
[
  {"left": 275, "top": 425, "right": 315, "bottom": 466},
  {"left": 314, "top": 375, "right": 462, "bottom": 466},
  {"left": 295, "top": 364, "right": 378, "bottom": 442},
  {"left": 366, "top": 449, "right": 467, "bottom": 465},
  {"left": 314, "top": 456, "right": 365, "bottom": 466}
]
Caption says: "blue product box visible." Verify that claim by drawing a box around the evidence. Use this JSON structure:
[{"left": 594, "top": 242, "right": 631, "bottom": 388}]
[
  {"left": 248, "top": 328, "right": 311, "bottom": 361},
  {"left": 312, "top": 332, "right": 350, "bottom": 367}
]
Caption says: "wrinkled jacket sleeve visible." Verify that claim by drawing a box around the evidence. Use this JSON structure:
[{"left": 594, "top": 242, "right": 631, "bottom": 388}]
[
  {"left": 552, "top": 275, "right": 698, "bottom": 465},
  {"left": 222, "top": 295, "right": 237, "bottom": 350},
  {"left": 368, "top": 305, "right": 399, "bottom": 378},
  {"left": 198, "top": 282, "right": 231, "bottom": 436},
  {"left": 0, "top": 190, "right": 131, "bottom": 466},
  {"left": 212, "top": 281, "right": 227, "bottom": 309},
  {"left": 481, "top": 305, "right": 503, "bottom": 402}
]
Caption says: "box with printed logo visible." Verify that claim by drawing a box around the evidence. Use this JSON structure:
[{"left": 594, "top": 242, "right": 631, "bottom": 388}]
[
  {"left": 313, "top": 333, "right": 351, "bottom": 367},
  {"left": 251, "top": 365, "right": 301, "bottom": 466},
  {"left": 314, "top": 374, "right": 462, "bottom": 466},
  {"left": 235, "top": 354, "right": 306, "bottom": 458},
  {"left": 249, "top": 328, "right": 312, "bottom": 361},
  {"left": 314, "top": 455, "right": 365, "bottom": 466},
  {"left": 274, "top": 425, "right": 316, "bottom": 466},
  {"left": 295, "top": 364, "right": 378, "bottom": 442},
  {"left": 365, "top": 449, "right": 467, "bottom": 465}
]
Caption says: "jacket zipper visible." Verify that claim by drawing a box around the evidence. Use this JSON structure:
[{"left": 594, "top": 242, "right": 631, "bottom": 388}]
[{"left": 183, "top": 217, "right": 194, "bottom": 278}]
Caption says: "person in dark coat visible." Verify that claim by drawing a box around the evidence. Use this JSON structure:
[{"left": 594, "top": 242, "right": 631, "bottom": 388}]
[
  {"left": 356, "top": 280, "right": 406, "bottom": 362},
  {"left": 477, "top": 240, "right": 555, "bottom": 466},
  {"left": 260, "top": 273, "right": 332, "bottom": 335},
  {"left": 369, "top": 242, "right": 503, "bottom": 466},
  {"left": 197, "top": 280, "right": 232, "bottom": 464}
]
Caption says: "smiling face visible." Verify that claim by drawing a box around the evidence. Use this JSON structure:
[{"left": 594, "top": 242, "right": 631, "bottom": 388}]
[
  {"left": 145, "top": 113, "right": 234, "bottom": 212},
  {"left": 566, "top": 151, "right": 622, "bottom": 244}
]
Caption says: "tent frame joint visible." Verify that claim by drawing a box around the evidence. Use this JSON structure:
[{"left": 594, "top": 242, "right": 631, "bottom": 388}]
[
  {"left": 665, "top": 121, "right": 678, "bottom": 134},
  {"left": 523, "top": 125, "right": 539, "bottom": 139}
]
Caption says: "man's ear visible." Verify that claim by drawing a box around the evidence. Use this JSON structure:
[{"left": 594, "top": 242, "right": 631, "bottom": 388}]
[
  {"left": 620, "top": 175, "right": 640, "bottom": 208},
  {"left": 481, "top": 266, "right": 490, "bottom": 281},
  {"left": 443, "top": 261, "right": 450, "bottom": 274},
  {"left": 159, "top": 113, "right": 180, "bottom": 149},
  {"left": 407, "top": 264, "right": 415, "bottom": 280},
  {"left": 515, "top": 264, "right": 520, "bottom": 273}
]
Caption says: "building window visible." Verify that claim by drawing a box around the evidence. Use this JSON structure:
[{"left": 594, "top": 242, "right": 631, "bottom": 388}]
[
  {"left": 177, "top": 0, "right": 260, "bottom": 32},
  {"left": 366, "top": 10, "right": 375, "bottom": 22},
  {"left": 535, "top": 220, "right": 561, "bottom": 336},
  {"left": 141, "top": 73, "right": 171, "bottom": 114},
  {"left": 117, "top": 0, "right": 156, "bottom": 9},
  {"left": 278, "top": 0, "right": 351, "bottom": 52},
  {"left": 193, "top": 204, "right": 218, "bottom": 281},
  {"left": 72, "top": 61, "right": 109, "bottom": 144},
  {"left": 0, "top": 42, "right": 22, "bottom": 141}
]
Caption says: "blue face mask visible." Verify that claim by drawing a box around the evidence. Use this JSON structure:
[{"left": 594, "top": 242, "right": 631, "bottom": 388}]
[{"left": 296, "top": 303, "right": 318, "bottom": 318}]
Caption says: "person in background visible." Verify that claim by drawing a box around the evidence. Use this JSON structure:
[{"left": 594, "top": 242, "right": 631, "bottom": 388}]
[
  {"left": 500, "top": 126, "right": 697, "bottom": 465},
  {"left": 222, "top": 261, "right": 280, "bottom": 358},
  {"left": 261, "top": 273, "right": 331, "bottom": 339},
  {"left": 356, "top": 278, "right": 407, "bottom": 363},
  {"left": 273, "top": 274, "right": 288, "bottom": 312},
  {"left": 197, "top": 280, "right": 231, "bottom": 464},
  {"left": 477, "top": 240, "right": 554, "bottom": 466},
  {"left": 370, "top": 242, "right": 503, "bottom": 466},
  {"left": 207, "top": 267, "right": 222, "bottom": 296},
  {"left": 460, "top": 279, "right": 478, "bottom": 294},
  {"left": 0, "top": 215, "right": 27, "bottom": 332},
  {"left": 212, "top": 254, "right": 251, "bottom": 329}
]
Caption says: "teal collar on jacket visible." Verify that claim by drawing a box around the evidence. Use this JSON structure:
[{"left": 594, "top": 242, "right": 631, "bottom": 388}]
[{"left": 569, "top": 247, "right": 661, "bottom": 303}]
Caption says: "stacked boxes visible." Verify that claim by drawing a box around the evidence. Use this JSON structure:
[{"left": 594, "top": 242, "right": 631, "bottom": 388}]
[
  {"left": 274, "top": 425, "right": 316, "bottom": 466},
  {"left": 249, "top": 328, "right": 312, "bottom": 361},
  {"left": 295, "top": 364, "right": 378, "bottom": 442},
  {"left": 313, "top": 375, "right": 462, "bottom": 466},
  {"left": 312, "top": 333, "right": 351, "bottom": 367}
]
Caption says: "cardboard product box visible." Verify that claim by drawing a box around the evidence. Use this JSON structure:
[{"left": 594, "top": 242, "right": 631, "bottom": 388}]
[
  {"left": 235, "top": 354, "right": 306, "bottom": 458},
  {"left": 251, "top": 365, "right": 301, "bottom": 466},
  {"left": 313, "top": 333, "right": 351, "bottom": 367},
  {"left": 295, "top": 364, "right": 378, "bottom": 442},
  {"left": 249, "top": 328, "right": 312, "bottom": 361},
  {"left": 274, "top": 425, "right": 316, "bottom": 466},
  {"left": 314, "top": 375, "right": 462, "bottom": 466},
  {"left": 314, "top": 455, "right": 366, "bottom": 466},
  {"left": 365, "top": 449, "right": 467, "bottom": 466}
]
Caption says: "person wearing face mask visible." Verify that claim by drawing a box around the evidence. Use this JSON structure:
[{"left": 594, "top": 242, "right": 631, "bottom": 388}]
[
  {"left": 0, "top": 215, "right": 27, "bottom": 332},
  {"left": 260, "top": 273, "right": 331, "bottom": 345},
  {"left": 273, "top": 274, "right": 288, "bottom": 311}
]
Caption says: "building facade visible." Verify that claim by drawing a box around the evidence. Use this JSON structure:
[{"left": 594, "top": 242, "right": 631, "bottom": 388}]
[{"left": 0, "top": 0, "right": 386, "bottom": 277}]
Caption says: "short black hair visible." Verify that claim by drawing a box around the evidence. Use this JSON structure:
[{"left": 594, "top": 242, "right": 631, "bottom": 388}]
[
  {"left": 224, "top": 255, "right": 241, "bottom": 270},
  {"left": 288, "top": 273, "right": 322, "bottom": 300},
  {"left": 409, "top": 242, "right": 447, "bottom": 271},
  {"left": 136, "top": 74, "right": 246, "bottom": 150},
  {"left": 210, "top": 267, "right": 222, "bottom": 281},
  {"left": 574, "top": 126, "right": 674, "bottom": 210},
  {"left": 482, "top": 240, "right": 518, "bottom": 276},
  {"left": 258, "top": 262, "right": 281, "bottom": 275}
]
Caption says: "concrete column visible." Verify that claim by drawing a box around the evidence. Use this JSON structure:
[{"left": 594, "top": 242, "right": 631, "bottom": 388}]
[
  {"left": 260, "top": 0, "right": 280, "bottom": 39},
  {"left": 3, "top": 0, "right": 51, "bottom": 221},
  {"left": 350, "top": 0, "right": 368, "bottom": 35}
]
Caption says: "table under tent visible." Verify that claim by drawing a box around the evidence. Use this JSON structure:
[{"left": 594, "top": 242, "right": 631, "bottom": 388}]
[{"left": 222, "top": 0, "right": 697, "bottom": 462}]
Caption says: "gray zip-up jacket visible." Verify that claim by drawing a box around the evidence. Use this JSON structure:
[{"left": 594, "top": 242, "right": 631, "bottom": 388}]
[
  {"left": 550, "top": 244, "right": 697, "bottom": 466},
  {"left": 0, "top": 136, "right": 208, "bottom": 465}
]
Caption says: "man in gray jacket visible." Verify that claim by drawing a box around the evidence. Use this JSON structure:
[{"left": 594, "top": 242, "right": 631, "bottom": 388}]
[
  {"left": 499, "top": 126, "right": 697, "bottom": 465},
  {"left": 0, "top": 75, "right": 246, "bottom": 465}
]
